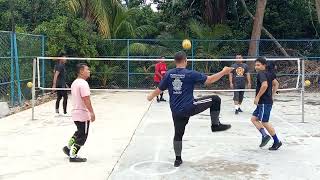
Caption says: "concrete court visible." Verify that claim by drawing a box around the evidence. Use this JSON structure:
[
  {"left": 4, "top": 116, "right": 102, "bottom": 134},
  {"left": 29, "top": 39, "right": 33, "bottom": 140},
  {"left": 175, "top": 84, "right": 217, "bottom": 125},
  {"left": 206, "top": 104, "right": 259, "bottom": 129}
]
[{"left": 0, "top": 91, "right": 319, "bottom": 180}]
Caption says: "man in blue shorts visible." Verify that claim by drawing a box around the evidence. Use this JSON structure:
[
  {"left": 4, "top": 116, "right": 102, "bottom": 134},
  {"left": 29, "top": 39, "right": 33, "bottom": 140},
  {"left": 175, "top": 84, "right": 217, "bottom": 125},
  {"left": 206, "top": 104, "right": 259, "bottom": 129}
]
[
  {"left": 147, "top": 51, "right": 233, "bottom": 167},
  {"left": 251, "top": 57, "right": 282, "bottom": 150}
]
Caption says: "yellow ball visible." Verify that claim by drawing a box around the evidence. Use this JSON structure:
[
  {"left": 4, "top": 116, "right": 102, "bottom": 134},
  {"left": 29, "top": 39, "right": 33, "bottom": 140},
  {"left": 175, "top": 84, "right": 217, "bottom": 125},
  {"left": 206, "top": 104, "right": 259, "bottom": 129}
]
[
  {"left": 182, "top": 39, "right": 191, "bottom": 50},
  {"left": 27, "top": 82, "right": 33, "bottom": 88},
  {"left": 305, "top": 80, "right": 311, "bottom": 87}
]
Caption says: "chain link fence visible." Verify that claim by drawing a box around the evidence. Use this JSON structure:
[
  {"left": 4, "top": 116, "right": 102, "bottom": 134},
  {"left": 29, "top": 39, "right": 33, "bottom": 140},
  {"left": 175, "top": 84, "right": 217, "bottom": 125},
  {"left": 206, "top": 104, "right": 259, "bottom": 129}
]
[{"left": 0, "top": 31, "right": 44, "bottom": 106}]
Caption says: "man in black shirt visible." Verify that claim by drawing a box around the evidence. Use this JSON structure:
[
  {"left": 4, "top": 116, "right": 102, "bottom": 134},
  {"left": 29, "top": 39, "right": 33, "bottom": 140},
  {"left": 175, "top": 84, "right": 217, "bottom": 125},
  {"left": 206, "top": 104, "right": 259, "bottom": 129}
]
[
  {"left": 250, "top": 57, "right": 282, "bottom": 150},
  {"left": 52, "top": 56, "right": 68, "bottom": 116}
]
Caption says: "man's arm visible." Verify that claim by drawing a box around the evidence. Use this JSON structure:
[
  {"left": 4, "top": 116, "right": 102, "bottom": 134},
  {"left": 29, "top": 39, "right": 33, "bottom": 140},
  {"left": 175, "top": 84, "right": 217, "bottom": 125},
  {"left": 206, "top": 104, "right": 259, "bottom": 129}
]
[
  {"left": 52, "top": 71, "right": 60, "bottom": 89},
  {"left": 147, "top": 88, "right": 162, "bottom": 101},
  {"left": 156, "top": 71, "right": 163, "bottom": 79},
  {"left": 229, "top": 73, "right": 234, "bottom": 88},
  {"left": 205, "top": 67, "right": 233, "bottom": 85},
  {"left": 254, "top": 81, "right": 268, "bottom": 105},
  {"left": 82, "top": 96, "right": 95, "bottom": 122},
  {"left": 272, "top": 79, "right": 279, "bottom": 98},
  {"left": 246, "top": 73, "right": 252, "bottom": 88}
]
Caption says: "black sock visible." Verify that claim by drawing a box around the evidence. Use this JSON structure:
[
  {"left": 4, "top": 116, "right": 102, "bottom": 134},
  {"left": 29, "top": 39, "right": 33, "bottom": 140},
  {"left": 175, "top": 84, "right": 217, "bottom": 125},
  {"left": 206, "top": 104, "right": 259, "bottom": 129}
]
[{"left": 176, "top": 156, "right": 182, "bottom": 160}]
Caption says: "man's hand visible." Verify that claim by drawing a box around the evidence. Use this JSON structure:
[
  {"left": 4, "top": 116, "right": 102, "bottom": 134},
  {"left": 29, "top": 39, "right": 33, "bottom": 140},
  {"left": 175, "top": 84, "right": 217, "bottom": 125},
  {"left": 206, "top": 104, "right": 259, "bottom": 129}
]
[
  {"left": 90, "top": 112, "right": 96, "bottom": 122},
  {"left": 254, "top": 96, "right": 260, "bottom": 105},
  {"left": 52, "top": 84, "right": 56, "bottom": 93},
  {"left": 230, "top": 83, "right": 234, "bottom": 89},
  {"left": 222, "top": 67, "right": 234, "bottom": 75},
  {"left": 147, "top": 94, "right": 153, "bottom": 101}
]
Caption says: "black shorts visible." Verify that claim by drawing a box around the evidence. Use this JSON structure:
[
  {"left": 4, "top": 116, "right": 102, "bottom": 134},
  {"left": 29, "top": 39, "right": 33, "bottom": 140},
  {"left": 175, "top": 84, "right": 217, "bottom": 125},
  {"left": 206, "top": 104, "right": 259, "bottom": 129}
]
[{"left": 233, "top": 86, "right": 245, "bottom": 102}]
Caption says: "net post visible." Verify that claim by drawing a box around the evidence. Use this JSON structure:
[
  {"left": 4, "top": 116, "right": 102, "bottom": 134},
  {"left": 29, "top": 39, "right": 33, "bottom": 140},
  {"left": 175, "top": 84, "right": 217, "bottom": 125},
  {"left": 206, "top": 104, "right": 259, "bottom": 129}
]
[
  {"left": 32, "top": 58, "right": 36, "bottom": 120},
  {"left": 301, "top": 58, "right": 305, "bottom": 123}
]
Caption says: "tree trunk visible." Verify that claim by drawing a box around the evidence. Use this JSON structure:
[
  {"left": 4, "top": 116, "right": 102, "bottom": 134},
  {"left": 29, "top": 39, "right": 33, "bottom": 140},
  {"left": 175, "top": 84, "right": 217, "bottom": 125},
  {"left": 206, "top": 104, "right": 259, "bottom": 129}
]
[
  {"left": 203, "top": 0, "right": 226, "bottom": 25},
  {"left": 248, "top": 0, "right": 267, "bottom": 57},
  {"left": 315, "top": 0, "right": 320, "bottom": 24},
  {"left": 240, "top": 0, "right": 289, "bottom": 57}
]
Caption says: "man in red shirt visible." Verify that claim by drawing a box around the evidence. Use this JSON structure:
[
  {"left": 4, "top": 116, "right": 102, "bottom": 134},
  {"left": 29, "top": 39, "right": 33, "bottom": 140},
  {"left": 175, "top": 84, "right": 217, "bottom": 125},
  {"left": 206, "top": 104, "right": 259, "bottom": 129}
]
[{"left": 154, "top": 56, "right": 167, "bottom": 102}]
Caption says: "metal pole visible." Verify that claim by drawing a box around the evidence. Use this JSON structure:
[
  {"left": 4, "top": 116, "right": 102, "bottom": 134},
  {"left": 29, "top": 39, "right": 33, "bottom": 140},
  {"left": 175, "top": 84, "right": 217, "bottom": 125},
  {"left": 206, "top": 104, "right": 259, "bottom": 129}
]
[
  {"left": 13, "top": 32, "right": 22, "bottom": 105},
  {"left": 127, "top": 39, "right": 130, "bottom": 88},
  {"left": 41, "top": 35, "right": 45, "bottom": 94},
  {"left": 301, "top": 58, "right": 305, "bottom": 123},
  {"left": 10, "top": 32, "right": 15, "bottom": 105},
  {"left": 32, "top": 58, "right": 36, "bottom": 120}
]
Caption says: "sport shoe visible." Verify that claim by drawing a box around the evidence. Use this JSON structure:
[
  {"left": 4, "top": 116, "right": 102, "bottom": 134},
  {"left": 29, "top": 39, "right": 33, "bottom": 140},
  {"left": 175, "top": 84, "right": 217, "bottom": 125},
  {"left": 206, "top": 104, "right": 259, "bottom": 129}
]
[
  {"left": 211, "top": 123, "right": 231, "bottom": 132},
  {"left": 259, "top": 135, "right": 271, "bottom": 147},
  {"left": 63, "top": 146, "right": 70, "bottom": 156},
  {"left": 269, "top": 141, "right": 282, "bottom": 151},
  {"left": 69, "top": 156, "right": 87, "bottom": 162},
  {"left": 160, "top": 98, "right": 166, "bottom": 102},
  {"left": 156, "top": 97, "right": 160, "bottom": 103},
  {"left": 238, "top": 108, "right": 243, "bottom": 112},
  {"left": 61, "top": 113, "right": 71, "bottom": 117},
  {"left": 235, "top": 109, "right": 239, "bottom": 114},
  {"left": 174, "top": 159, "right": 183, "bottom": 167}
]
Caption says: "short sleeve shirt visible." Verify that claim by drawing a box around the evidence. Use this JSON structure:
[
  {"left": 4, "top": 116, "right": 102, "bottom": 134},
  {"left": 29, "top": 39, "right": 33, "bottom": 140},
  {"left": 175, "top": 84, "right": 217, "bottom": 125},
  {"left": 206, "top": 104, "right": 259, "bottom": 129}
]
[
  {"left": 231, "top": 63, "right": 249, "bottom": 88},
  {"left": 54, "top": 63, "right": 66, "bottom": 88},
  {"left": 71, "top": 78, "right": 91, "bottom": 122},
  {"left": 256, "top": 71, "right": 276, "bottom": 104},
  {"left": 159, "top": 68, "right": 207, "bottom": 115}
]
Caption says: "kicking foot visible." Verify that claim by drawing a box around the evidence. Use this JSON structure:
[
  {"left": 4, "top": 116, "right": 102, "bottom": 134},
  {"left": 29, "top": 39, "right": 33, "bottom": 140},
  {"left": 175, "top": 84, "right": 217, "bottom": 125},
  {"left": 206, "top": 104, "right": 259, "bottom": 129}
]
[
  {"left": 63, "top": 146, "right": 70, "bottom": 156},
  {"left": 269, "top": 141, "right": 282, "bottom": 151},
  {"left": 174, "top": 159, "right": 183, "bottom": 167},
  {"left": 160, "top": 98, "right": 166, "bottom": 102},
  {"left": 69, "top": 156, "right": 87, "bottom": 162},
  {"left": 211, "top": 123, "right": 231, "bottom": 132},
  {"left": 259, "top": 135, "right": 271, "bottom": 147},
  {"left": 238, "top": 108, "right": 243, "bottom": 112}
]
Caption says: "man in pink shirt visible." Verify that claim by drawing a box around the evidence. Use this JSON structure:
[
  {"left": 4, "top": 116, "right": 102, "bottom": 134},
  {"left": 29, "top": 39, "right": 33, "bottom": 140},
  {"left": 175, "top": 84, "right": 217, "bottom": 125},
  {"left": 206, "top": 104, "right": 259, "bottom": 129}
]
[{"left": 62, "top": 63, "right": 95, "bottom": 162}]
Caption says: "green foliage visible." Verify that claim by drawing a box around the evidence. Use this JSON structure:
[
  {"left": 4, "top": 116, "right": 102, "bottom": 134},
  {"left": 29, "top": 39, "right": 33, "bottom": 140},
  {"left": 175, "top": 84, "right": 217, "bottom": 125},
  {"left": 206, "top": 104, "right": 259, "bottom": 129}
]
[{"left": 34, "top": 16, "right": 98, "bottom": 57}]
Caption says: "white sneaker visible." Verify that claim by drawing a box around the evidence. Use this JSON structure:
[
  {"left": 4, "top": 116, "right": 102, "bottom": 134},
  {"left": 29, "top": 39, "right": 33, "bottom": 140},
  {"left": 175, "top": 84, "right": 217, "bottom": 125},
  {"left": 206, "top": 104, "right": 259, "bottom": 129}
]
[{"left": 61, "top": 113, "right": 71, "bottom": 117}]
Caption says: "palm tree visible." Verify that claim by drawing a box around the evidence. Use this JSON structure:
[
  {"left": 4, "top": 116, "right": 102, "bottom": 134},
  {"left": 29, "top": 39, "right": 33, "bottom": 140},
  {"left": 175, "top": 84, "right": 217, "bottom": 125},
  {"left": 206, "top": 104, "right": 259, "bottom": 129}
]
[{"left": 68, "top": 0, "right": 122, "bottom": 38}]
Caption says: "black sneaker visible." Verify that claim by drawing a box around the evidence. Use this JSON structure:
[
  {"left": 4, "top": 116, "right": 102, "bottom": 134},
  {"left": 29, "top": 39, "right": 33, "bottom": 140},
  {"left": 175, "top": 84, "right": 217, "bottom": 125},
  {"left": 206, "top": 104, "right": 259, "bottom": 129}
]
[
  {"left": 259, "top": 135, "right": 271, "bottom": 147},
  {"left": 69, "top": 156, "right": 87, "bottom": 162},
  {"left": 63, "top": 146, "right": 70, "bottom": 156},
  {"left": 269, "top": 141, "right": 282, "bottom": 151},
  {"left": 238, "top": 108, "right": 243, "bottom": 112},
  {"left": 156, "top": 97, "right": 160, "bottom": 103},
  {"left": 160, "top": 98, "right": 166, "bottom": 102},
  {"left": 235, "top": 109, "right": 239, "bottom": 114},
  {"left": 211, "top": 123, "right": 231, "bottom": 132},
  {"left": 174, "top": 159, "right": 183, "bottom": 167}
]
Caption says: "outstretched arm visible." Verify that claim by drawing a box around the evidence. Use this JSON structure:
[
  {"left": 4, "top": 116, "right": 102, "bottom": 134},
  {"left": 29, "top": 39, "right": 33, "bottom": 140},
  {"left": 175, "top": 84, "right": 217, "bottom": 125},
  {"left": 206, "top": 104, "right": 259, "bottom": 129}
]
[
  {"left": 205, "top": 67, "right": 234, "bottom": 85},
  {"left": 147, "top": 88, "right": 162, "bottom": 101}
]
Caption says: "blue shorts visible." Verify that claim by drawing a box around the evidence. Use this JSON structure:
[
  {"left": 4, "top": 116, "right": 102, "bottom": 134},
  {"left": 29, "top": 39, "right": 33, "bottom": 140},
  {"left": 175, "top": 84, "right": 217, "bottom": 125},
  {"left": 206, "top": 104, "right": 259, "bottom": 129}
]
[{"left": 252, "top": 104, "right": 272, "bottom": 122}]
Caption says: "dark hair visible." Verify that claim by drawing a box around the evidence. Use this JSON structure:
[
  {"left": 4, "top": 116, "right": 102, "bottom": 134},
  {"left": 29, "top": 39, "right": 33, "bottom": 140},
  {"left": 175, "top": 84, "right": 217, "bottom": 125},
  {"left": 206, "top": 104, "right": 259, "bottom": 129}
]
[
  {"left": 174, "top": 51, "right": 187, "bottom": 63},
  {"left": 76, "top": 63, "right": 88, "bottom": 74},
  {"left": 255, "top": 57, "right": 267, "bottom": 65}
]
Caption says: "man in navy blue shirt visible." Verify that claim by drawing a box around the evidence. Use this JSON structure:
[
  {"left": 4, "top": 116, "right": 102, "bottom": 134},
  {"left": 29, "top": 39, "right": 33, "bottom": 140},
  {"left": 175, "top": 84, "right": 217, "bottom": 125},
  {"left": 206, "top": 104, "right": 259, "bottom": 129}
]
[
  {"left": 250, "top": 57, "right": 282, "bottom": 150},
  {"left": 147, "top": 51, "right": 233, "bottom": 167}
]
